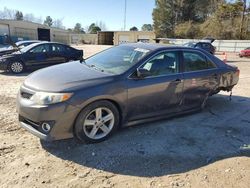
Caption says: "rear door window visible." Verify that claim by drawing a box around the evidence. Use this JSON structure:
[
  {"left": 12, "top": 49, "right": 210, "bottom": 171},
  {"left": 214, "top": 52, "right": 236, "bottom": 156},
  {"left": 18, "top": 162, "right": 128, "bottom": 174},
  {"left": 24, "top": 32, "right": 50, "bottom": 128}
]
[
  {"left": 201, "top": 43, "right": 211, "bottom": 48},
  {"left": 183, "top": 51, "right": 216, "bottom": 72},
  {"left": 51, "top": 44, "right": 65, "bottom": 53},
  {"left": 29, "top": 44, "right": 50, "bottom": 53}
]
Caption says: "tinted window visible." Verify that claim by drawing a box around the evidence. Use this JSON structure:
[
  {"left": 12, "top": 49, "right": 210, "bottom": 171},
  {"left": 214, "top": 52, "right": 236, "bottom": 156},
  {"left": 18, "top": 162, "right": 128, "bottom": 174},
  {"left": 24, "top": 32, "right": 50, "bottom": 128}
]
[
  {"left": 20, "top": 43, "right": 41, "bottom": 53},
  {"left": 183, "top": 43, "right": 195, "bottom": 47},
  {"left": 201, "top": 43, "right": 211, "bottom": 48},
  {"left": 85, "top": 46, "right": 150, "bottom": 74},
  {"left": 29, "top": 44, "right": 50, "bottom": 53},
  {"left": 51, "top": 44, "right": 65, "bottom": 52},
  {"left": 142, "top": 51, "right": 179, "bottom": 77},
  {"left": 18, "top": 44, "right": 26, "bottom": 49},
  {"left": 66, "top": 46, "right": 73, "bottom": 51},
  {"left": 183, "top": 52, "right": 216, "bottom": 72},
  {"left": 196, "top": 43, "right": 202, "bottom": 48}
]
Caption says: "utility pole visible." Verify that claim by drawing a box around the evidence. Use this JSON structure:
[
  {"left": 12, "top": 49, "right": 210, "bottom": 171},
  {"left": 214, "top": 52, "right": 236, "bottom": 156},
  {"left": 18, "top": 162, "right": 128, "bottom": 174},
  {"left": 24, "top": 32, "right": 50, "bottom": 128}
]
[
  {"left": 124, "top": 0, "right": 127, "bottom": 31},
  {"left": 240, "top": 0, "right": 247, "bottom": 39}
]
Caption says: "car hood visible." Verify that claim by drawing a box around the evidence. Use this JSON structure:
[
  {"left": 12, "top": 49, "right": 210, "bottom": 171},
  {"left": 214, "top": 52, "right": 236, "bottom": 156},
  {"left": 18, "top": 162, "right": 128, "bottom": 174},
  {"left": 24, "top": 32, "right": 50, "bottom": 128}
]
[
  {"left": 0, "top": 48, "right": 12, "bottom": 52},
  {"left": 23, "top": 62, "right": 115, "bottom": 92},
  {"left": 0, "top": 51, "right": 21, "bottom": 58}
]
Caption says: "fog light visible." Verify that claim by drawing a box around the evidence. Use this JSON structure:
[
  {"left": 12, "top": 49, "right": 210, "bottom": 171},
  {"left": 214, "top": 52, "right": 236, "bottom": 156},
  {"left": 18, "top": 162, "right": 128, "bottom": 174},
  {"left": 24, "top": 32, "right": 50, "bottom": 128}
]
[{"left": 41, "top": 122, "right": 51, "bottom": 132}]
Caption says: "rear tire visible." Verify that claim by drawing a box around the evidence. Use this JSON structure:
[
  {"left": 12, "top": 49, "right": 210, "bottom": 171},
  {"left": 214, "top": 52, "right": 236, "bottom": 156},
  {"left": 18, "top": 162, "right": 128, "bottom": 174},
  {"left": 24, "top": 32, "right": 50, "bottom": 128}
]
[
  {"left": 74, "top": 100, "right": 120, "bottom": 143},
  {"left": 9, "top": 61, "right": 25, "bottom": 74}
]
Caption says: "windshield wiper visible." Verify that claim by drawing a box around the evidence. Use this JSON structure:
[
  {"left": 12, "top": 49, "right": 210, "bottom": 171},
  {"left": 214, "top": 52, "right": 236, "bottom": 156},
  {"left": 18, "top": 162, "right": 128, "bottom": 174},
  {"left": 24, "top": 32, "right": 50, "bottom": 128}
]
[
  {"left": 88, "top": 64, "right": 105, "bottom": 72},
  {"left": 80, "top": 58, "right": 85, "bottom": 64}
]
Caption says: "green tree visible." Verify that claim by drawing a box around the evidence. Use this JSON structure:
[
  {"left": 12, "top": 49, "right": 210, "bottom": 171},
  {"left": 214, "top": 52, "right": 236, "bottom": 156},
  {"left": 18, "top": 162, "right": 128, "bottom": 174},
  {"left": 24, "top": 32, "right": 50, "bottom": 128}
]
[
  {"left": 88, "top": 23, "right": 95, "bottom": 33},
  {"left": 152, "top": 0, "right": 175, "bottom": 37},
  {"left": 175, "top": 21, "right": 201, "bottom": 38},
  {"left": 74, "top": 23, "right": 84, "bottom": 33},
  {"left": 88, "top": 23, "right": 101, "bottom": 34},
  {"left": 90, "top": 26, "right": 101, "bottom": 34},
  {"left": 200, "top": 0, "right": 247, "bottom": 39},
  {"left": 44, "top": 16, "right": 53, "bottom": 27},
  {"left": 15, "top": 11, "right": 23, "bottom": 20},
  {"left": 141, "top": 24, "right": 153, "bottom": 31},
  {"left": 130, "top": 26, "right": 138, "bottom": 31}
]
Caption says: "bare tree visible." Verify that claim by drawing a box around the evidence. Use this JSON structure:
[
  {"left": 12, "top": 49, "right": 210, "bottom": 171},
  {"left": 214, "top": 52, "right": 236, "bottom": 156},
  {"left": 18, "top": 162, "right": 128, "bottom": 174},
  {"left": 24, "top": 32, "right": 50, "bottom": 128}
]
[
  {"left": 53, "top": 18, "right": 65, "bottom": 29},
  {"left": 23, "top": 13, "right": 36, "bottom": 22},
  {"left": 95, "top": 21, "right": 107, "bottom": 31},
  {"left": 0, "top": 7, "right": 16, "bottom": 19}
]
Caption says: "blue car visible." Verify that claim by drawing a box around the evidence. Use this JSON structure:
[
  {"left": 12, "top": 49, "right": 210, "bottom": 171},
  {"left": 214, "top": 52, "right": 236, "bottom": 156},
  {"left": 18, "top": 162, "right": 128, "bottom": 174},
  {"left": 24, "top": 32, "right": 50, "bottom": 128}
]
[
  {"left": 17, "top": 43, "right": 239, "bottom": 143},
  {"left": 0, "top": 42, "right": 83, "bottom": 73}
]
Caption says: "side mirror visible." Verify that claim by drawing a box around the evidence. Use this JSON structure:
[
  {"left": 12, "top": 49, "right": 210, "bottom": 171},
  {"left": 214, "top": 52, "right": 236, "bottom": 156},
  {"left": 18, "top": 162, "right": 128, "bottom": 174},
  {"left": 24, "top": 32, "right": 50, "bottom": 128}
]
[{"left": 136, "top": 68, "right": 151, "bottom": 78}]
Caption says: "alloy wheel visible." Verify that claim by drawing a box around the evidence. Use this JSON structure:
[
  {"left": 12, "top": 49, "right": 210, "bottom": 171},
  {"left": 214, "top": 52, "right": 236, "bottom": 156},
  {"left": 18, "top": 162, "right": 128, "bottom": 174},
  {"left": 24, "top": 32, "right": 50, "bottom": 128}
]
[
  {"left": 83, "top": 107, "right": 115, "bottom": 140},
  {"left": 10, "top": 62, "right": 23, "bottom": 73}
]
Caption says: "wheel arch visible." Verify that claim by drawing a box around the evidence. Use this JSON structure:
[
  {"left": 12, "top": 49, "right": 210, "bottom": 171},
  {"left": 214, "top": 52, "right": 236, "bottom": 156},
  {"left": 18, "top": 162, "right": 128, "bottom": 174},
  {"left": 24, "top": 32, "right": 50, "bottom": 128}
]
[
  {"left": 8, "top": 59, "right": 26, "bottom": 73},
  {"left": 73, "top": 98, "right": 124, "bottom": 133}
]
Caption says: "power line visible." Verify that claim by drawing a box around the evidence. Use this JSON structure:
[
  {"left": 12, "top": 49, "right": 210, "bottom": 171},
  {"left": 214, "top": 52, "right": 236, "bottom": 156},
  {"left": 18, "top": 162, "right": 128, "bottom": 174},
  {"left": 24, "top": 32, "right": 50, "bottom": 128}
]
[{"left": 124, "top": 0, "right": 127, "bottom": 31}]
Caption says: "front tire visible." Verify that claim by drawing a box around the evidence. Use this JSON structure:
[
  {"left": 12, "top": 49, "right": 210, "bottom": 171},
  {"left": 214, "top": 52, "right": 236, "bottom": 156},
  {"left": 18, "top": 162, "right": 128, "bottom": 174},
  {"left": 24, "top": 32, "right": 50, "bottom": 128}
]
[
  {"left": 9, "top": 61, "right": 25, "bottom": 74},
  {"left": 74, "top": 100, "right": 120, "bottom": 143}
]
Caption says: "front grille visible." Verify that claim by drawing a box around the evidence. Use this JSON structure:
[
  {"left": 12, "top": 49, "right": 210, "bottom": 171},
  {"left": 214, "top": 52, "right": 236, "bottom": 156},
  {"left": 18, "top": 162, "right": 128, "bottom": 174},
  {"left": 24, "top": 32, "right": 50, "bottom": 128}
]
[
  {"left": 19, "top": 115, "right": 54, "bottom": 134},
  {"left": 20, "top": 91, "right": 33, "bottom": 99},
  {"left": 19, "top": 115, "right": 40, "bottom": 129}
]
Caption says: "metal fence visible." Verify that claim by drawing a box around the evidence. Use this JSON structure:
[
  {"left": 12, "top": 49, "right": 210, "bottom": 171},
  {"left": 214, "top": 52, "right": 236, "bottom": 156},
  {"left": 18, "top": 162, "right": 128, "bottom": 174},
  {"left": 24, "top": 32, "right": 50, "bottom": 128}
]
[{"left": 168, "top": 39, "right": 250, "bottom": 52}]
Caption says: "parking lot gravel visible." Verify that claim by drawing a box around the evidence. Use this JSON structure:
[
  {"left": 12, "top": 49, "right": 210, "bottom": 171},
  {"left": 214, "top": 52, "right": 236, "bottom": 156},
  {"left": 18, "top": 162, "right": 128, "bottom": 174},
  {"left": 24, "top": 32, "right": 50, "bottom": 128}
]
[{"left": 0, "top": 46, "right": 249, "bottom": 188}]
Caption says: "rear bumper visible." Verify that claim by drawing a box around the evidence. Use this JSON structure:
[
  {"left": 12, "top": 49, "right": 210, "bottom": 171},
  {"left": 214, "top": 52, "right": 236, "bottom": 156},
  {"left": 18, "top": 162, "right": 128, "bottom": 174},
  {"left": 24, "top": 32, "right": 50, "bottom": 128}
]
[{"left": 17, "top": 87, "right": 81, "bottom": 141}]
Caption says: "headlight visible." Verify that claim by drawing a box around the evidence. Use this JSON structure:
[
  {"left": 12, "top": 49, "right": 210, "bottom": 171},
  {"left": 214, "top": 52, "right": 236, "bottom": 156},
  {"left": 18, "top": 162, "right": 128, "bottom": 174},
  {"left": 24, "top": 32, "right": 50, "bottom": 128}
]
[
  {"left": 30, "top": 92, "right": 73, "bottom": 105},
  {"left": 0, "top": 58, "right": 7, "bottom": 62}
]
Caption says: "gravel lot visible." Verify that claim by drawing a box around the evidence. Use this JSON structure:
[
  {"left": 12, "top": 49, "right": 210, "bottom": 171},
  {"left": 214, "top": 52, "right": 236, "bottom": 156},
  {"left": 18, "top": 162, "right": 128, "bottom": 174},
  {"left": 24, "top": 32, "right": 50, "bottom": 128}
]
[{"left": 0, "top": 45, "right": 249, "bottom": 188}]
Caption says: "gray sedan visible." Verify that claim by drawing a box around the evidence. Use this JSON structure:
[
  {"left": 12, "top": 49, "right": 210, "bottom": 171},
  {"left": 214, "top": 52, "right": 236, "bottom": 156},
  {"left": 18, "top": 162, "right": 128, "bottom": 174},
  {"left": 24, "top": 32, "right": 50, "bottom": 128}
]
[{"left": 17, "top": 43, "right": 239, "bottom": 143}]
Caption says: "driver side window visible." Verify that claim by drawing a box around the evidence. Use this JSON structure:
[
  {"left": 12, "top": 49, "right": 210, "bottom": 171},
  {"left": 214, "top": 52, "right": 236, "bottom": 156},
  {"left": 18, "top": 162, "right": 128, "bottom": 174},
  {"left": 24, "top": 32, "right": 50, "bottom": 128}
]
[
  {"left": 141, "top": 51, "right": 179, "bottom": 77},
  {"left": 30, "top": 44, "right": 49, "bottom": 53}
]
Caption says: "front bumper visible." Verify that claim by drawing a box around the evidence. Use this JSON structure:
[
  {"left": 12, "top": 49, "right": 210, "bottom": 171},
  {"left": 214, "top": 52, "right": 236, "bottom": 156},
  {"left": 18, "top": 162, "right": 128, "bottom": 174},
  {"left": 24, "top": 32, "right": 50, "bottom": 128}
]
[{"left": 17, "top": 86, "right": 81, "bottom": 141}]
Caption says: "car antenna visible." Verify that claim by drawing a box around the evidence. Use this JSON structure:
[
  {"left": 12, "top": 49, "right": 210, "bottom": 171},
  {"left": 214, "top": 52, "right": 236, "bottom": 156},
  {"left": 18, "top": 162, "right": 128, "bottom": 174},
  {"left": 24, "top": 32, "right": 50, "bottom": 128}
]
[{"left": 80, "top": 58, "right": 85, "bottom": 64}]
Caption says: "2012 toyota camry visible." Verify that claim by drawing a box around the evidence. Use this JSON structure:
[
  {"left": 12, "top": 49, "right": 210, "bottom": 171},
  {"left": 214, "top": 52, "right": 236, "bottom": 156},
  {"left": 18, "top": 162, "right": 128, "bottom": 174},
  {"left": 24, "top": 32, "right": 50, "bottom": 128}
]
[{"left": 17, "top": 43, "right": 239, "bottom": 143}]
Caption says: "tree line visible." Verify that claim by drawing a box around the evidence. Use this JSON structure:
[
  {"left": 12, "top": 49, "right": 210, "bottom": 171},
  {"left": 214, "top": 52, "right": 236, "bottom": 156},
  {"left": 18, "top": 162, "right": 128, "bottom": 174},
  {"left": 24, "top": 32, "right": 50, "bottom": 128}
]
[
  {"left": 0, "top": 7, "right": 154, "bottom": 34},
  {"left": 0, "top": 7, "right": 107, "bottom": 34},
  {"left": 153, "top": 0, "right": 250, "bottom": 39}
]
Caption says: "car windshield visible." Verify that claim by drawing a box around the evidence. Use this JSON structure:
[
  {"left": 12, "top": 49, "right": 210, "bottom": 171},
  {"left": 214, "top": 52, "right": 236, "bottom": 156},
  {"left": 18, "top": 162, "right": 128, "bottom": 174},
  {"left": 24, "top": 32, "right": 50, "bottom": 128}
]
[
  {"left": 85, "top": 45, "right": 151, "bottom": 74},
  {"left": 20, "top": 43, "right": 41, "bottom": 53},
  {"left": 7, "top": 42, "right": 21, "bottom": 50},
  {"left": 183, "top": 42, "right": 195, "bottom": 47}
]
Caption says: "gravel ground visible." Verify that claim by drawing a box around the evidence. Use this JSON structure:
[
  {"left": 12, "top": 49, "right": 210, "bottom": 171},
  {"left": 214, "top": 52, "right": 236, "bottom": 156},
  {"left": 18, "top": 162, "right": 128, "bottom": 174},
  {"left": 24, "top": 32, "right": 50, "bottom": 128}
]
[{"left": 0, "top": 45, "right": 250, "bottom": 188}]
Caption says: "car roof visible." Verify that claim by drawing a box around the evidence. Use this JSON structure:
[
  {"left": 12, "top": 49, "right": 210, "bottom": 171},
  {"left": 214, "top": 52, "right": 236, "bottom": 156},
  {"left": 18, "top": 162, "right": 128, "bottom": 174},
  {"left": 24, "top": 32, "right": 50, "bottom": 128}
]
[
  {"left": 119, "top": 42, "right": 200, "bottom": 52},
  {"left": 26, "top": 41, "right": 68, "bottom": 47},
  {"left": 15, "top": 40, "right": 40, "bottom": 45}
]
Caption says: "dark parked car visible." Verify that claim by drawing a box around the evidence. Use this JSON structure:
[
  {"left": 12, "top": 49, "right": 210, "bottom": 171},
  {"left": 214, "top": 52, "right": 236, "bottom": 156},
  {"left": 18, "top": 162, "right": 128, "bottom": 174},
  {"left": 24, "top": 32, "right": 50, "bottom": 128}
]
[
  {"left": 17, "top": 43, "right": 239, "bottom": 143},
  {"left": 0, "top": 42, "right": 83, "bottom": 73},
  {"left": 0, "top": 40, "right": 40, "bottom": 56},
  {"left": 239, "top": 47, "right": 250, "bottom": 58},
  {"left": 184, "top": 42, "right": 216, "bottom": 54}
]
